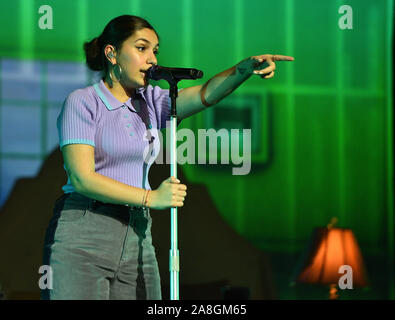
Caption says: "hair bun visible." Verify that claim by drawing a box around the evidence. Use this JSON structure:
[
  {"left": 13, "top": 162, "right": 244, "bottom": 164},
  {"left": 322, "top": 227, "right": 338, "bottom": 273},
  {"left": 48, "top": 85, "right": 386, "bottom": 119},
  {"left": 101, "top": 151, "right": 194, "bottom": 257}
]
[{"left": 84, "top": 37, "right": 104, "bottom": 71}]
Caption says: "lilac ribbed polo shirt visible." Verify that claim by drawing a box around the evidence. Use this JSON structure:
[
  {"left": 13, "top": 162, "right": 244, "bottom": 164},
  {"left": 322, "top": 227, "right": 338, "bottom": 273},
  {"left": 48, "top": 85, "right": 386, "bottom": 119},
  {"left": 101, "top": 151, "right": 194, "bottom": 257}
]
[{"left": 57, "top": 79, "right": 171, "bottom": 194}]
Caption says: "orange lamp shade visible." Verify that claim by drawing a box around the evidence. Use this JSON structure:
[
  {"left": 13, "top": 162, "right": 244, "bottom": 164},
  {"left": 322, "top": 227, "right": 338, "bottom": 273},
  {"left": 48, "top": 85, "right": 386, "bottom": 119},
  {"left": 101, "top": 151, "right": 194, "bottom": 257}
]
[{"left": 294, "top": 227, "right": 369, "bottom": 288}]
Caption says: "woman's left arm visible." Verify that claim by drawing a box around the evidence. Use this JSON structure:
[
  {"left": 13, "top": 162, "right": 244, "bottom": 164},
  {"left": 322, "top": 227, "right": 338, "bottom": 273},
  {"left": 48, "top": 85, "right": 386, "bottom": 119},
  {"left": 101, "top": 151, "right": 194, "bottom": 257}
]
[{"left": 176, "top": 54, "right": 294, "bottom": 121}]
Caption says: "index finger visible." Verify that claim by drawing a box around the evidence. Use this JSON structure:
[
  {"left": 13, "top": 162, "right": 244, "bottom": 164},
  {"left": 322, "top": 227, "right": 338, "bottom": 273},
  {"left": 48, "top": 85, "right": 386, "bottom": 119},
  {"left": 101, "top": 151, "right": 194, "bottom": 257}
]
[{"left": 273, "top": 55, "right": 294, "bottom": 61}]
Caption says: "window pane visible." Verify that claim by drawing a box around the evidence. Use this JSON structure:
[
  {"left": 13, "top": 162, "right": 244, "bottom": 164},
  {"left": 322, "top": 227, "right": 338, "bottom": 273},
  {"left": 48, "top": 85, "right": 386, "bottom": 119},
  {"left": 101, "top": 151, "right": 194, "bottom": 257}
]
[
  {"left": 1, "top": 59, "right": 42, "bottom": 101},
  {"left": 46, "top": 62, "right": 88, "bottom": 103},
  {"left": 0, "top": 104, "right": 41, "bottom": 153}
]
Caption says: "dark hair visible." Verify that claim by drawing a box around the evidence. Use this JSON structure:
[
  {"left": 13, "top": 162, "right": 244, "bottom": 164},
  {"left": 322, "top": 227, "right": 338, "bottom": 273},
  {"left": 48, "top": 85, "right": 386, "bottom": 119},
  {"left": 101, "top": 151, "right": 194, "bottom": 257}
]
[{"left": 84, "top": 15, "right": 159, "bottom": 74}]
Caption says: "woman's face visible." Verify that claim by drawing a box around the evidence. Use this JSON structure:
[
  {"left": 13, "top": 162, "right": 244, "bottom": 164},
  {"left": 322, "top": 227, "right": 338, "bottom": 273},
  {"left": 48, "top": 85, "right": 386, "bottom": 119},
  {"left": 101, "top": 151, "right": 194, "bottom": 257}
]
[{"left": 114, "top": 28, "right": 159, "bottom": 88}]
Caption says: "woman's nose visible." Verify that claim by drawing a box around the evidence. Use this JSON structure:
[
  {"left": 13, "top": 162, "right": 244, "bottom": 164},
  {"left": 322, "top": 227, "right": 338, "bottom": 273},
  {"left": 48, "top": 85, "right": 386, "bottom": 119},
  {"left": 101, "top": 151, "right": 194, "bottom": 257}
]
[{"left": 147, "top": 53, "right": 157, "bottom": 66}]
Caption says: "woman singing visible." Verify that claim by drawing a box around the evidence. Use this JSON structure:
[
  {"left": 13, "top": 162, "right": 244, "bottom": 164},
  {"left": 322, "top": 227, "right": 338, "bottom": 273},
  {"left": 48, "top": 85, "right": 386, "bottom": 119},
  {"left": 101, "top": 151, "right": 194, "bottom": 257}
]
[{"left": 41, "top": 14, "right": 294, "bottom": 300}]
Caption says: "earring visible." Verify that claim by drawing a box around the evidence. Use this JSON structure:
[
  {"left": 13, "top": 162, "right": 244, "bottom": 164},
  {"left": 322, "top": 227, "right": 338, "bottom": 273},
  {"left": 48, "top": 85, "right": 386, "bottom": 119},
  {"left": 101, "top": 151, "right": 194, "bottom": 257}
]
[{"left": 109, "top": 63, "right": 123, "bottom": 82}]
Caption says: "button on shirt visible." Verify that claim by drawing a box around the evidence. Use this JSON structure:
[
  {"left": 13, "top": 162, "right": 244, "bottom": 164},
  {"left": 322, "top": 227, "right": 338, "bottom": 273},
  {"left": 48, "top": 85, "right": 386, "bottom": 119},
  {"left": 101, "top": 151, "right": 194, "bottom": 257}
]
[{"left": 57, "top": 79, "right": 172, "bottom": 194}]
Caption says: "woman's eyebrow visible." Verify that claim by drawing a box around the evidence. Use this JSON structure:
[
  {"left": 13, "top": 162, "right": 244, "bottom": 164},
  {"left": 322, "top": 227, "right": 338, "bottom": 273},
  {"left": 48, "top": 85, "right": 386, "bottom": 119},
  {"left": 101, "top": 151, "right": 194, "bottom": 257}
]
[{"left": 134, "top": 38, "right": 159, "bottom": 48}]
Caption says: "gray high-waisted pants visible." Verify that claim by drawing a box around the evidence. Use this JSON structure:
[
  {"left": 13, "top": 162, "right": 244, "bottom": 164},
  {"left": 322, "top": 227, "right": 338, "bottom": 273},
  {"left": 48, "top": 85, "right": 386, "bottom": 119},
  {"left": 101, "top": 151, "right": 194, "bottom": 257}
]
[{"left": 41, "top": 192, "right": 162, "bottom": 300}]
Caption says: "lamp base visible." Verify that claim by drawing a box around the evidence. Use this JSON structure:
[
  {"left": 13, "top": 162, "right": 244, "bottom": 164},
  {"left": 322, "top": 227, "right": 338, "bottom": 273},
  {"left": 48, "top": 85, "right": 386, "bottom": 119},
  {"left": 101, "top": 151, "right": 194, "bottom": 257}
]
[{"left": 329, "top": 284, "right": 339, "bottom": 300}]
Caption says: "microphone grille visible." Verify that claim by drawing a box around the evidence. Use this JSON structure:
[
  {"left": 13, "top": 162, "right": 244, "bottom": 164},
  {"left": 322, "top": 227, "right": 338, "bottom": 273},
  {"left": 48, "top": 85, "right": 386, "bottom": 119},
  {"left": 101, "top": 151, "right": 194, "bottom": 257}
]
[
  {"left": 192, "top": 69, "right": 203, "bottom": 79},
  {"left": 196, "top": 70, "right": 203, "bottom": 79}
]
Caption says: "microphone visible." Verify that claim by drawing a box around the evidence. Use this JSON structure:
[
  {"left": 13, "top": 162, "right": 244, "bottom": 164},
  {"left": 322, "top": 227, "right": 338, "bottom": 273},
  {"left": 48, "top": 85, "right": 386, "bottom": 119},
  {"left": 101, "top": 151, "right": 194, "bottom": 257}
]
[{"left": 146, "top": 65, "right": 203, "bottom": 81}]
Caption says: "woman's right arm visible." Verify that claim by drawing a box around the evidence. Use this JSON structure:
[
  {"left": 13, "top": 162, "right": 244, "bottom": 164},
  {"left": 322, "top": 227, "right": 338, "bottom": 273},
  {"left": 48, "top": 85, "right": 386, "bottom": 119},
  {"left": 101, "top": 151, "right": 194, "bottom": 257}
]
[{"left": 62, "top": 144, "right": 186, "bottom": 209}]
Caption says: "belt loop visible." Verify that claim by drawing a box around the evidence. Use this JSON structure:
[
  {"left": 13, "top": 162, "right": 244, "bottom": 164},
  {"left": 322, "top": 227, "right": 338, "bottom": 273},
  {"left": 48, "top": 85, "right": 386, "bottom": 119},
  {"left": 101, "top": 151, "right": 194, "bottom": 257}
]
[
  {"left": 142, "top": 206, "right": 149, "bottom": 218},
  {"left": 90, "top": 199, "right": 97, "bottom": 210}
]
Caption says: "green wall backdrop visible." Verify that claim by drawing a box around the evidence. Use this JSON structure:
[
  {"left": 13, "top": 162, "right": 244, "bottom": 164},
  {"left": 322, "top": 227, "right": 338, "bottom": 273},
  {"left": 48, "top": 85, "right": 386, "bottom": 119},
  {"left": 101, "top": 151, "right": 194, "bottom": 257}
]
[{"left": 0, "top": 0, "right": 393, "bottom": 298}]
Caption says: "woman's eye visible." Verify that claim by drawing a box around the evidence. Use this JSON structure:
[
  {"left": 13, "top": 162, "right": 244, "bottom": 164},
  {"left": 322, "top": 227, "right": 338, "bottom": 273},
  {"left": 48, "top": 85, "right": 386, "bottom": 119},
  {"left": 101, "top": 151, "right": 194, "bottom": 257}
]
[{"left": 137, "top": 47, "right": 159, "bottom": 55}]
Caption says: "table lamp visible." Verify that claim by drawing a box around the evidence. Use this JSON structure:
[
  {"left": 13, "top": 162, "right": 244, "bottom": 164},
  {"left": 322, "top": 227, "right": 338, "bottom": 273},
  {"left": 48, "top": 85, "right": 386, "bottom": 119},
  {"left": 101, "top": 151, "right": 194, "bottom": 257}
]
[{"left": 292, "top": 218, "right": 369, "bottom": 299}]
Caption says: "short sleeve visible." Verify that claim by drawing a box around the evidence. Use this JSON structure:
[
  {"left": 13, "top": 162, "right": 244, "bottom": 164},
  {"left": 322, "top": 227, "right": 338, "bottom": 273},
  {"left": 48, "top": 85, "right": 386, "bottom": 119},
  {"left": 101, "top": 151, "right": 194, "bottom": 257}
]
[
  {"left": 57, "top": 89, "right": 97, "bottom": 149},
  {"left": 151, "top": 86, "right": 182, "bottom": 130}
]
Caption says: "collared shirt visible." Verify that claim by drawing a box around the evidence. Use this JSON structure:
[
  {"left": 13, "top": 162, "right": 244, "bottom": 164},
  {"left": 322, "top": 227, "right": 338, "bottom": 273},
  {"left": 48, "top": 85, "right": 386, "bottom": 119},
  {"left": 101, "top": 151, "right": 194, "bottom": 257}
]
[{"left": 57, "top": 79, "right": 172, "bottom": 193}]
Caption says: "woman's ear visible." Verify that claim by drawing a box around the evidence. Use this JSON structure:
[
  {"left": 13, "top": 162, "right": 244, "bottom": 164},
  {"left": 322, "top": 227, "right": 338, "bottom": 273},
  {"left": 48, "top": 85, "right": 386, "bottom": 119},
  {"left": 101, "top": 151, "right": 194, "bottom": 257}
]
[{"left": 104, "top": 45, "right": 116, "bottom": 63}]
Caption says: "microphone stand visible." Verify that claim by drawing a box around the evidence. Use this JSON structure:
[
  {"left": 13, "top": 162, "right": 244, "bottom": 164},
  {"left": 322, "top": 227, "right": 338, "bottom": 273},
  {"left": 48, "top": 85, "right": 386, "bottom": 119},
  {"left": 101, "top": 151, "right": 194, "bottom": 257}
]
[
  {"left": 148, "top": 66, "right": 203, "bottom": 300},
  {"left": 168, "top": 75, "right": 180, "bottom": 300}
]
